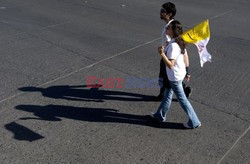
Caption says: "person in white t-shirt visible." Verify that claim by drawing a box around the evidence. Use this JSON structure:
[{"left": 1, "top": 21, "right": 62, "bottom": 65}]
[
  {"left": 154, "top": 2, "right": 192, "bottom": 101},
  {"left": 151, "top": 20, "right": 201, "bottom": 129}
]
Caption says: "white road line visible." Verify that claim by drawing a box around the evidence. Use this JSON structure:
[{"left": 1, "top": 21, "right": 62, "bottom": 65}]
[
  {"left": 209, "top": 9, "right": 235, "bottom": 20},
  {"left": 208, "top": 9, "right": 250, "bottom": 164},
  {"left": 39, "top": 21, "right": 71, "bottom": 30},
  {"left": 0, "top": 9, "right": 236, "bottom": 103},
  {"left": 34, "top": 37, "right": 161, "bottom": 87},
  {"left": 217, "top": 125, "right": 250, "bottom": 164},
  {"left": 0, "top": 37, "right": 161, "bottom": 104},
  {"left": 0, "top": 21, "right": 71, "bottom": 40}
]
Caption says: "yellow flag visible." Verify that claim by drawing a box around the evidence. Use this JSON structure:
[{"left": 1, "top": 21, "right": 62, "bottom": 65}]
[
  {"left": 182, "top": 20, "right": 210, "bottom": 43},
  {"left": 182, "top": 20, "right": 211, "bottom": 67}
]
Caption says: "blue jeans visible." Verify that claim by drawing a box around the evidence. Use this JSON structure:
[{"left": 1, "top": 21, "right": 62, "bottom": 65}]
[{"left": 154, "top": 80, "right": 201, "bottom": 128}]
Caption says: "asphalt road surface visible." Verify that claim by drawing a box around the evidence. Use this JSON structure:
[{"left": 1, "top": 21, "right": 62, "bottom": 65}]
[{"left": 0, "top": 0, "right": 249, "bottom": 163}]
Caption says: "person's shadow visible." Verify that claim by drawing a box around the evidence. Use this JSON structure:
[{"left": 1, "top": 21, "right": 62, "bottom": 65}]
[
  {"left": 15, "top": 104, "right": 185, "bottom": 130},
  {"left": 5, "top": 122, "right": 44, "bottom": 142},
  {"left": 19, "top": 85, "right": 154, "bottom": 102}
]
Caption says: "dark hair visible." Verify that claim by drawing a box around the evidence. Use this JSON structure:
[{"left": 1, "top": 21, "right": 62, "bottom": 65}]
[
  {"left": 168, "top": 20, "right": 186, "bottom": 54},
  {"left": 162, "top": 2, "right": 176, "bottom": 19}
]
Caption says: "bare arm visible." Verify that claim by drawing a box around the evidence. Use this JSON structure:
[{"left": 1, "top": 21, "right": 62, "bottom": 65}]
[
  {"left": 183, "top": 50, "right": 189, "bottom": 67},
  {"left": 158, "top": 46, "right": 175, "bottom": 69},
  {"left": 183, "top": 50, "right": 191, "bottom": 81}
]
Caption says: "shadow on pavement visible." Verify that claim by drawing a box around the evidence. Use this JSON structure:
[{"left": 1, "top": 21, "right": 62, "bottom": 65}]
[
  {"left": 19, "top": 85, "right": 154, "bottom": 102},
  {"left": 5, "top": 122, "right": 44, "bottom": 142},
  {"left": 10, "top": 85, "right": 185, "bottom": 141},
  {"left": 15, "top": 104, "right": 185, "bottom": 130}
]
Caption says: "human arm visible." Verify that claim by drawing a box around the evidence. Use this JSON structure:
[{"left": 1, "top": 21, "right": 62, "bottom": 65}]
[
  {"left": 183, "top": 50, "right": 189, "bottom": 67},
  {"left": 183, "top": 50, "right": 191, "bottom": 81},
  {"left": 158, "top": 46, "right": 175, "bottom": 69}
]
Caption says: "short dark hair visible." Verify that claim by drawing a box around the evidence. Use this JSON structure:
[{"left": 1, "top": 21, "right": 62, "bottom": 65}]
[{"left": 162, "top": 2, "right": 176, "bottom": 19}]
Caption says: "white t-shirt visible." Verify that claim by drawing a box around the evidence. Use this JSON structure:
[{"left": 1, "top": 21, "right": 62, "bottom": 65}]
[
  {"left": 161, "top": 19, "right": 174, "bottom": 47},
  {"left": 165, "top": 40, "right": 186, "bottom": 81}
]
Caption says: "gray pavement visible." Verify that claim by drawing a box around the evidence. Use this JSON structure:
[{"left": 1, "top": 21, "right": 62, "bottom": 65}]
[{"left": 0, "top": 0, "right": 249, "bottom": 163}]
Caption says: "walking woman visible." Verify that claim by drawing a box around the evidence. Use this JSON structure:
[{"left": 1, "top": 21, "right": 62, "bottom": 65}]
[{"left": 151, "top": 20, "right": 201, "bottom": 129}]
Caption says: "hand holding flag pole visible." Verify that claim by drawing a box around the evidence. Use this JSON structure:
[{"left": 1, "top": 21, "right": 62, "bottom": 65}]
[{"left": 181, "top": 20, "right": 211, "bottom": 67}]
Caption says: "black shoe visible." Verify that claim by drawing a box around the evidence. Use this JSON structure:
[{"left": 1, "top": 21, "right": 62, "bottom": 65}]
[
  {"left": 184, "top": 86, "right": 192, "bottom": 99},
  {"left": 152, "top": 94, "right": 163, "bottom": 101}
]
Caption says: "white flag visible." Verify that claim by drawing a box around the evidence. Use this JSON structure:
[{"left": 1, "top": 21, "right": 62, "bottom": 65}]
[{"left": 182, "top": 20, "right": 212, "bottom": 67}]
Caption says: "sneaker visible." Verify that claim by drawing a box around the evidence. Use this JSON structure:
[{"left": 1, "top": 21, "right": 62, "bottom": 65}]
[
  {"left": 148, "top": 113, "right": 165, "bottom": 122},
  {"left": 183, "top": 123, "right": 201, "bottom": 129},
  {"left": 184, "top": 86, "right": 192, "bottom": 99}
]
